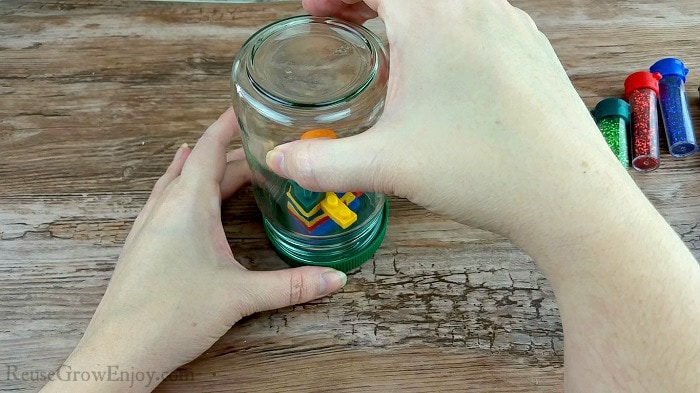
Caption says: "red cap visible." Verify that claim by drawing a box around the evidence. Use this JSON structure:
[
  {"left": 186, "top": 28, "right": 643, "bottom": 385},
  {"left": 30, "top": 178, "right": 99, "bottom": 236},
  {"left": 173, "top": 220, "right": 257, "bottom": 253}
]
[{"left": 624, "top": 71, "right": 661, "bottom": 99}]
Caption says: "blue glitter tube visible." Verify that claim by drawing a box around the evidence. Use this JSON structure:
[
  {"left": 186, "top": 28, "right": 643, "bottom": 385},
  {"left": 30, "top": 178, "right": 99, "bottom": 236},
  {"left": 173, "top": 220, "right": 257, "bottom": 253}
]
[{"left": 650, "top": 58, "right": 698, "bottom": 158}]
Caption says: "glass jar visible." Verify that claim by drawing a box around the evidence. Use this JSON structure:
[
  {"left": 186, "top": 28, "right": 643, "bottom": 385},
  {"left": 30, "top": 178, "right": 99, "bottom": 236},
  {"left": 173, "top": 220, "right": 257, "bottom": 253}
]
[{"left": 231, "top": 15, "right": 389, "bottom": 272}]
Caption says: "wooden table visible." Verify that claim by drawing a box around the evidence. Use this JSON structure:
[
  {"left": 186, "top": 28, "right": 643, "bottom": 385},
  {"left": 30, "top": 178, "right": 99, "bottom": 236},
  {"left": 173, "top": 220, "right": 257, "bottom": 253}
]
[{"left": 2, "top": 1, "right": 699, "bottom": 391}]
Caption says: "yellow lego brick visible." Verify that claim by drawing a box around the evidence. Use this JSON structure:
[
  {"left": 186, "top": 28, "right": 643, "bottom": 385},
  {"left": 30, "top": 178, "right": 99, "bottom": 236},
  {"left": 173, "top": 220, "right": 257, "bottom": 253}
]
[
  {"left": 320, "top": 192, "right": 357, "bottom": 229},
  {"left": 287, "top": 202, "right": 329, "bottom": 227},
  {"left": 339, "top": 192, "right": 356, "bottom": 205}
]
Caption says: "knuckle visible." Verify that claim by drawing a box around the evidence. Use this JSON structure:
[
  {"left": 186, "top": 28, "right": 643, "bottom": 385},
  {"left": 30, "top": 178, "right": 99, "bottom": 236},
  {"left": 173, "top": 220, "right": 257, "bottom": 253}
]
[
  {"left": 512, "top": 7, "right": 539, "bottom": 30},
  {"left": 364, "top": 136, "right": 394, "bottom": 193},
  {"left": 288, "top": 269, "right": 308, "bottom": 305},
  {"left": 198, "top": 132, "right": 218, "bottom": 145},
  {"left": 152, "top": 176, "right": 169, "bottom": 194},
  {"left": 291, "top": 144, "right": 321, "bottom": 190}
]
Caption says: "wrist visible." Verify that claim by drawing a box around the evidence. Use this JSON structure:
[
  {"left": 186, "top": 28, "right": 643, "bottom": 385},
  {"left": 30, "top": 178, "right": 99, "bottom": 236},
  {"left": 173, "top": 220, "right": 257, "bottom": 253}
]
[
  {"left": 40, "top": 346, "right": 168, "bottom": 393},
  {"left": 510, "top": 162, "right": 698, "bottom": 302},
  {"left": 513, "top": 163, "right": 700, "bottom": 392},
  {"left": 40, "top": 316, "right": 173, "bottom": 393},
  {"left": 507, "top": 162, "right": 660, "bottom": 278},
  {"left": 505, "top": 146, "right": 645, "bottom": 268}
]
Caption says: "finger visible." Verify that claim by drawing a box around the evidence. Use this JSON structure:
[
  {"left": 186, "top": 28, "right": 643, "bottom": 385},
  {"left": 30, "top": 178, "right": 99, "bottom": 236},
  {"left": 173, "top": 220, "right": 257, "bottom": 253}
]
[
  {"left": 220, "top": 159, "right": 252, "bottom": 200},
  {"left": 302, "top": 0, "right": 379, "bottom": 21},
  {"left": 226, "top": 148, "right": 246, "bottom": 162},
  {"left": 335, "top": 5, "right": 379, "bottom": 24},
  {"left": 234, "top": 267, "right": 347, "bottom": 316},
  {"left": 152, "top": 143, "right": 192, "bottom": 199},
  {"left": 182, "top": 108, "right": 240, "bottom": 184},
  {"left": 126, "top": 143, "right": 191, "bottom": 246},
  {"left": 265, "top": 129, "right": 391, "bottom": 192}
]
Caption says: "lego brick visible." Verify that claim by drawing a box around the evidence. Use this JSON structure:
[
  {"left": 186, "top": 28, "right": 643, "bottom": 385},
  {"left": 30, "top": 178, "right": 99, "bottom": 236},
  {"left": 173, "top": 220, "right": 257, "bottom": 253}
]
[
  {"left": 288, "top": 181, "right": 325, "bottom": 214},
  {"left": 287, "top": 202, "right": 328, "bottom": 227},
  {"left": 320, "top": 192, "right": 358, "bottom": 229},
  {"left": 288, "top": 207, "right": 338, "bottom": 236}
]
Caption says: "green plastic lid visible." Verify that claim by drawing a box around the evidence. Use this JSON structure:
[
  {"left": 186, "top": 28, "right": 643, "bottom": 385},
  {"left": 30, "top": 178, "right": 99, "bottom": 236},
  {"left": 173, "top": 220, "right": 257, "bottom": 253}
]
[
  {"left": 265, "top": 200, "right": 389, "bottom": 273},
  {"left": 592, "top": 98, "right": 631, "bottom": 123}
]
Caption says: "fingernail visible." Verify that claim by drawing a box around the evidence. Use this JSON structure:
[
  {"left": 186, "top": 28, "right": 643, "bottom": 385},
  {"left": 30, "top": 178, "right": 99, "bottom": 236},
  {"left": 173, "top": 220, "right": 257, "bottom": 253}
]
[
  {"left": 319, "top": 270, "right": 347, "bottom": 296},
  {"left": 266, "top": 148, "right": 287, "bottom": 177},
  {"left": 174, "top": 143, "right": 189, "bottom": 160}
]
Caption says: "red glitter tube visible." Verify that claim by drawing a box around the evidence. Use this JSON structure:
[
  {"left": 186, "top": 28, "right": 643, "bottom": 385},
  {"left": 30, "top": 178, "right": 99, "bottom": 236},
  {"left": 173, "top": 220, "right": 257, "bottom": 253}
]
[{"left": 624, "top": 71, "right": 662, "bottom": 172}]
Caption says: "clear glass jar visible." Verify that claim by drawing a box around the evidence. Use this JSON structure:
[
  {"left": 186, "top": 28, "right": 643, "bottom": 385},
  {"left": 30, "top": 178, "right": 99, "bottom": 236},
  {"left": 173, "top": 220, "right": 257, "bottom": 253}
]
[{"left": 231, "top": 16, "right": 389, "bottom": 272}]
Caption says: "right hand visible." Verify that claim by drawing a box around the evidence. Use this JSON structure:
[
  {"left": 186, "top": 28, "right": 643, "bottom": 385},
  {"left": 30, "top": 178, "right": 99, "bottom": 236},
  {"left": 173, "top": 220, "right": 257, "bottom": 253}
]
[
  {"left": 271, "top": 5, "right": 700, "bottom": 393},
  {"left": 266, "top": 0, "right": 629, "bottom": 246}
]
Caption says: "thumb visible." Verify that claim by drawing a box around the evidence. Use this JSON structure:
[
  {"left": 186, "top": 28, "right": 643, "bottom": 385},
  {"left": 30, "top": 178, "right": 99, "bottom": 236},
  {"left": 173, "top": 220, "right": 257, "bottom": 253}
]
[
  {"left": 265, "top": 131, "right": 390, "bottom": 192},
  {"left": 236, "top": 267, "right": 347, "bottom": 315}
]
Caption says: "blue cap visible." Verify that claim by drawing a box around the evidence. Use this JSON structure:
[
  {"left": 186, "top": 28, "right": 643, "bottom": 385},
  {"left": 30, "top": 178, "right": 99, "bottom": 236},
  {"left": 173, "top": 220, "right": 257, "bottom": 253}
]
[{"left": 650, "top": 58, "right": 689, "bottom": 82}]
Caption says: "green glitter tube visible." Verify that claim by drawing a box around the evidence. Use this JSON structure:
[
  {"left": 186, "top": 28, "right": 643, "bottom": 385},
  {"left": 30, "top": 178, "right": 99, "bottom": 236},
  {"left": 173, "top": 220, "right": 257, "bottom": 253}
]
[{"left": 592, "top": 98, "right": 631, "bottom": 168}]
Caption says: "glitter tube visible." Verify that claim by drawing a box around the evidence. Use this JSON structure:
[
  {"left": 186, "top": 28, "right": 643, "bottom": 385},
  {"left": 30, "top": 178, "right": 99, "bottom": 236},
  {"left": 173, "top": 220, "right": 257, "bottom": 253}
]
[
  {"left": 625, "top": 71, "right": 662, "bottom": 172},
  {"left": 592, "top": 98, "right": 630, "bottom": 168},
  {"left": 650, "top": 58, "right": 698, "bottom": 158}
]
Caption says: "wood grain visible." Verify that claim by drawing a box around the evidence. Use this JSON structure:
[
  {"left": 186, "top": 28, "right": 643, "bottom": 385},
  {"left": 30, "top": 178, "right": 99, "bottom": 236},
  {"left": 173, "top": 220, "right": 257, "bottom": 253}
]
[{"left": 1, "top": 1, "right": 699, "bottom": 391}]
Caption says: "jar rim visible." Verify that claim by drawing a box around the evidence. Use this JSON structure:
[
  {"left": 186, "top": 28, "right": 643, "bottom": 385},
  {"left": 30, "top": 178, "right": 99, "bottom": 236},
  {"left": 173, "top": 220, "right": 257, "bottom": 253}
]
[{"left": 236, "top": 15, "right": 383, "bottom": 109}]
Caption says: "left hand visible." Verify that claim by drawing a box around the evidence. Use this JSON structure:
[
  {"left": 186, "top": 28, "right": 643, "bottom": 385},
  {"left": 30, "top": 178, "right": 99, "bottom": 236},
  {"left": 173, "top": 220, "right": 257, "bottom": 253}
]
[{"left": 41, "top": 108, "right": 347, "bottom": 393}]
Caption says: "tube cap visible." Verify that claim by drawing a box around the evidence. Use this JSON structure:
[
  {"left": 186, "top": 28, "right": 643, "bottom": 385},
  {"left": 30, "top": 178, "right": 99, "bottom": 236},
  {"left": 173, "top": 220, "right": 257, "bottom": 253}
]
[
  {"left": 650, "top": 58, "right": 689, "bottom": 82},
  {"left": 624, "top": 71, "right": 661, "bottom": 99},
  {"left": 592, "top": 98, "right": 630, "bottom": 123}
]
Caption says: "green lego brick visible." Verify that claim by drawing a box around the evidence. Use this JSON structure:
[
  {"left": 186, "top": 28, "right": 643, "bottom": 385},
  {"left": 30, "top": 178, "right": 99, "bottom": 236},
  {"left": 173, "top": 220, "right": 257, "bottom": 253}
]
[{"left": 288, "top": 181, "right": 325, "bottom": 214}]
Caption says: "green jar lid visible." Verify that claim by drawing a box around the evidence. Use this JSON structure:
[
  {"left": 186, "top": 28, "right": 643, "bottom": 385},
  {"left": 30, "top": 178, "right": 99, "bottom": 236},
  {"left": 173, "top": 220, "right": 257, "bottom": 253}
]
[
  {"left": 592, "top": 98, "right": 631, "bottom": 123},
  {"left": 265, "top": 200, "right": 389, "bottom": 273}
]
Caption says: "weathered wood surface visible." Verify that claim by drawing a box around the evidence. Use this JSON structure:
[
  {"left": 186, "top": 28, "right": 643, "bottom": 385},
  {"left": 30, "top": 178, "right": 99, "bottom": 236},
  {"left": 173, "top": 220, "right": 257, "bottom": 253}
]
[{"left": 1, "top": 1, "right": 699, "bottom": 391}]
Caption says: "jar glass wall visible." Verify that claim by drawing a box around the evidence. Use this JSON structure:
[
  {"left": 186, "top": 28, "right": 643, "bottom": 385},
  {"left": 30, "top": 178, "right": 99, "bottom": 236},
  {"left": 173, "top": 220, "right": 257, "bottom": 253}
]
[{"left": 231, "top": 16, "right": 389, "bottom": 272}]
